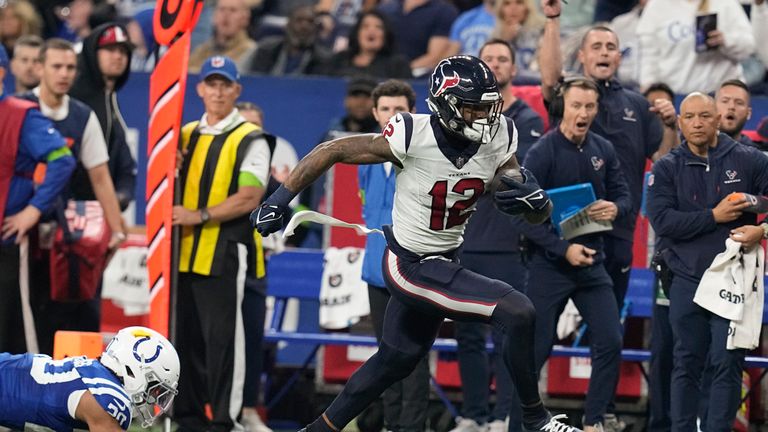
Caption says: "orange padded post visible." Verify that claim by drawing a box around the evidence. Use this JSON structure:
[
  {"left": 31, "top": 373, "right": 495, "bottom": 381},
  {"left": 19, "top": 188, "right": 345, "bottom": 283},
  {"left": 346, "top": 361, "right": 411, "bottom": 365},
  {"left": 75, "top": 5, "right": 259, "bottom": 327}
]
[{"left": 53, "top": 331, "right": 103, "bottom": 359}]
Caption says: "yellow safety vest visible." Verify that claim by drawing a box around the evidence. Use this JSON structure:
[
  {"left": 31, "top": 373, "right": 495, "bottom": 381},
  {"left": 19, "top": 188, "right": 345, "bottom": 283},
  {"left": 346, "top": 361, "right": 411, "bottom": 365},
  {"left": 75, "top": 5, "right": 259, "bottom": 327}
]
[{"left": 178, "top": 120, "right": 267, "bottom": 277}]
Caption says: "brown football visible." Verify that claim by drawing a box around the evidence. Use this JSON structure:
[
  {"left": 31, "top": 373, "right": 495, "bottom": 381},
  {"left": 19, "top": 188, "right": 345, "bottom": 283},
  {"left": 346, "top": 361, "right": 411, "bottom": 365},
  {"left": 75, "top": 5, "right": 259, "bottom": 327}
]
[{"left": 491, "top": 168, "right": 524, "bottom": 194}]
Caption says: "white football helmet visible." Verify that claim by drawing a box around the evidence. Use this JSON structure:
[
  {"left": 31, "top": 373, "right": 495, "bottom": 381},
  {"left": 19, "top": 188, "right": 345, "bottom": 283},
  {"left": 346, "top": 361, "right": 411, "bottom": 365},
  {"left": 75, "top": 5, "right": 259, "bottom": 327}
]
[{"left": 101, "top": 326, "right": 180, "bottom": 428}]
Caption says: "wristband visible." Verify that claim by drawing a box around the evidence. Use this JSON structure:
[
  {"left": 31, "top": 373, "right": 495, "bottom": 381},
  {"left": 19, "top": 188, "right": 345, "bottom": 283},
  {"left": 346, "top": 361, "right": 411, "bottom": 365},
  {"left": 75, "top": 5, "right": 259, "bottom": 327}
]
[
  {"left": 200, "top": 207, "right": 211, "bottom": 224},
  {"left": 267, "top": 185, "right": 298, "bottom": 207}
]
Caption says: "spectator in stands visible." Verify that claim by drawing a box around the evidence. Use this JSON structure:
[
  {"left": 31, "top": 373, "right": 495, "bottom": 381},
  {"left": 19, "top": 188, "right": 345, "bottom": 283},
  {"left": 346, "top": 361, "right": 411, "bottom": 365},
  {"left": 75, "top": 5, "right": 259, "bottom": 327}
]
[
  {"left": 593, "top": 0, "right": 634, "bottom": 22},
  {"left": 647, "top": 92, "right": 768, "bottom": 432},
  {"left": 9, "top": 35, "right": 42, "bottom": 93},
  {"left": 247, "top": 5, "right": 332, "bottom": 76},
  {"left": 127, "top": 8, "right": 156, "bottom": 72},
  {"left": 173, "top": 55, "right": 271, "bottom": 431},
  {"left": 715, "top": 79, "right": 755, "bottom": 148},
  {"left": 643, "top": 82, "right": 675, "bottom": 111},
  {"left": 328, "top": 10, "right": 411, "bottom": 79},
  {"left": 753, "top": 0, "right": 768, "bottom": 68},
  {"left": 358, "top": 79, "right": 430, "bottom": 432},
  {"left": 378, "top": 0, "right": 458, "bottom": 77},
  {"left": 642, "top": 81, "right": 676, "bottom": 432},
  {"left": 540, "top": 0, "right": 677, "bottom": 328},
  {"left": 449, "top": 38, "right": 545, "bottom": 432},
  {"left": 0, "top": 44, "right": 75, "bottom": 354},
  {"left": 447, "top": 0, "right": 495, "bottom": 57},
  {"left": 20, "top": 38, "right": 126, "bottom": 355},
  {"left": 491, "top": 0, "right": 545, "bottom": 81},
  {"left": 636, "top": 0, "right": 755, "bottom": 94},
  {"left": 54, "top": 0, "right": 93, "bottom": 43},
  {"left": 314, "top": 0, "right": 372, "bottom": 52},
  {"left": 188, "top": 0, "right": 257, "bottom": 73},
  {"left": 70, "top": 22, "right": 137, "bottom": 212},
  {"left": 0, "top": 0, "right": 42, "bottom": 55},
  {"left": 324, "top": 76, "right": 379, "bottom": 138},
  {"left": 608, "top": 0, "right": 646, "bottom": 89},
  {"left": 522, "top": 76, "right": 630, "bottom": 432}
]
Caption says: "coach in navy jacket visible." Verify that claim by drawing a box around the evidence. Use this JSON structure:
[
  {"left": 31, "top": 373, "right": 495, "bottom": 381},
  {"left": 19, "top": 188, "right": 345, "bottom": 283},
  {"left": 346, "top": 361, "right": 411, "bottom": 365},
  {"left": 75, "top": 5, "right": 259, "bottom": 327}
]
[
  {"left": 521, "top": 77, "right": 630, "bottom": 428},
  {"left": 647, "top": 93, "right": 768, "bottom": 432}
]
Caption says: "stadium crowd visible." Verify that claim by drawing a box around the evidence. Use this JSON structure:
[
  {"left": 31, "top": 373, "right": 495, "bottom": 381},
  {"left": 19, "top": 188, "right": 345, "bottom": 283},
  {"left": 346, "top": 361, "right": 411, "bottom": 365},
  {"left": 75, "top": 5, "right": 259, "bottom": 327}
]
[{"left": 2, "top": 0, "right": 768, "bottom": 431}]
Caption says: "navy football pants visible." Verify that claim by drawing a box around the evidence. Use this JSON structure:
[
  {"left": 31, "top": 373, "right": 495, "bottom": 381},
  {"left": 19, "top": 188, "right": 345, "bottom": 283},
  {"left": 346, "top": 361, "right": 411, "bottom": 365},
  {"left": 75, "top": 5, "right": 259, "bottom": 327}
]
[{"left": 308, "top": 245, "right": 546, "bottom": 431}]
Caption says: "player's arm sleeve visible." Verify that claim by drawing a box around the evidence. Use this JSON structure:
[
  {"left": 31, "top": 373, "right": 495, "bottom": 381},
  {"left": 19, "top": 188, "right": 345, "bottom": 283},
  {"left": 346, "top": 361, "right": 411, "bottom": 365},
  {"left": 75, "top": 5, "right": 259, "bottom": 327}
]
[
  {"left": 239, "top": 137, "right": 271, "bottom": 188},
  {"left": 501, "top": 117, "right": 519, "bottom": 166},
  {"left": 80, "top": 111, "right": 110, "bottom": 169},
  {"left": 646, "top": 159, "right": 717, "bottom": 240},
  {"left": 381, "top": 112, "right": 413, "bottom": 165},
  {"left": 22, "top": 110, "right": 75, "bottom": 213},
  {"left": 82, "top": 386, "right": 133, "bottom": 430}
]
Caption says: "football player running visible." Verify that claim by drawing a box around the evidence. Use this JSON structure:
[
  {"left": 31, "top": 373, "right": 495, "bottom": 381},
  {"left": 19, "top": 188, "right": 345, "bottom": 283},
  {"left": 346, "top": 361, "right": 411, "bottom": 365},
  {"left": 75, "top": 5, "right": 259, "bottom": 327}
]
[
  {"left": 252, "top": 56, "right": 580, "bottom": 432},
  {"left": 0, "top": 326, "right": 179, "bottom": 431}
]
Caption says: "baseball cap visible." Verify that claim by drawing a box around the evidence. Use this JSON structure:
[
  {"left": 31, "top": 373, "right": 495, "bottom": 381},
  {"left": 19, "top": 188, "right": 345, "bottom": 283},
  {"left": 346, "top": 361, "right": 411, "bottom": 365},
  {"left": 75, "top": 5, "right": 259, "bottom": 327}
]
[
  {"left": 0, "top": 45, "right": 8, "bottom": 69},
  {"left": 347, "top": 76, "right": 377, "bottom": 96},
  {"left": 200, "top": 55, "right": 240, "bottom": 83},
  {"left": 98, "top": 24, "right": 134, "bottom": 49}
]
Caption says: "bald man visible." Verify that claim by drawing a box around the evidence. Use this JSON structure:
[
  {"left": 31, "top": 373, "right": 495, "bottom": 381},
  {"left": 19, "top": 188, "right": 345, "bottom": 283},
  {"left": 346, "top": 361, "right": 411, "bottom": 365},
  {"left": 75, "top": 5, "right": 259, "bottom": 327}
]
[{"left": 647, "top": 93, "right": 768, "bottom": 432}]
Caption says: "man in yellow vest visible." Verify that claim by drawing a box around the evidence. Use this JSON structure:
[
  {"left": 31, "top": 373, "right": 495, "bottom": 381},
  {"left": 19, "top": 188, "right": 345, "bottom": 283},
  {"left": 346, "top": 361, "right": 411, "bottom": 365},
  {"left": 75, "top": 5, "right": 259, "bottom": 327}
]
[{"left": 172, "top": 55, "right": 272, "bottom": 432}]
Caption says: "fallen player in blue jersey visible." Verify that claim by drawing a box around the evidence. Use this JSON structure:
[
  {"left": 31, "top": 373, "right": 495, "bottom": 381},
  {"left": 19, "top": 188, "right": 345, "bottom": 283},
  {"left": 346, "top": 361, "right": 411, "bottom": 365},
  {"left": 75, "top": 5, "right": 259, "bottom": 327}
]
[{"left": 0, "top": 326, "right": 179, "bottom": 431}]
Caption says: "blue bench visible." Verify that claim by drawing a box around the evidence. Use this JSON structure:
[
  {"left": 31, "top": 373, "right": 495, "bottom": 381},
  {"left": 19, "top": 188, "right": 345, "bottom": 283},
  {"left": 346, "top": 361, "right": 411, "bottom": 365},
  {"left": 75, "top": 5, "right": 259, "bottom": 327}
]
[{"left": 263, "top": 249, "right": 768, "bottom": 412}]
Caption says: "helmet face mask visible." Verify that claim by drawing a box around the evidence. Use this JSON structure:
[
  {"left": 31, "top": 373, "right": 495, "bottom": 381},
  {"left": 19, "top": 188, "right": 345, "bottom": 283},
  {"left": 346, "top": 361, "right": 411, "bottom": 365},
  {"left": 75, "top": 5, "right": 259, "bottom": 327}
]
[
  {"left": 101, "top": 327, "right": 180, "bottom": 428},
  {"left": 428, "top": 56, "right": 503, "bottom": 144}
]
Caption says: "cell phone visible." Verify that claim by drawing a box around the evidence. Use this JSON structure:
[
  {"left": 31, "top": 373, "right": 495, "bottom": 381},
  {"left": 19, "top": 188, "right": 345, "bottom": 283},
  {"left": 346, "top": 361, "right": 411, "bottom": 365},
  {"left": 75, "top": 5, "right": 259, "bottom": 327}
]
[{"left": 695, "top": 13, "right": 717, "bottom": 53}]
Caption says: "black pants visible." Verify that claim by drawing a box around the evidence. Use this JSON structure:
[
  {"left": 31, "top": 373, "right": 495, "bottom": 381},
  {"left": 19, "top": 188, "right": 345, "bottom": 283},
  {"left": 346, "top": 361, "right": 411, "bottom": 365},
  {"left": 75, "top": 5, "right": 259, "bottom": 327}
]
[
  {"left": 456, "top": 252, "right": 528, "bottom": 431},
  {"left": 603, "top": 236, "right": 634, "bottom": 309},
  {"left": 242, "top": 276, "right": 267, "bottom": 408},
  {"left": 649, "top": 302, "right": 673, "bottom": 432},
  {"left": 527, "top": 254, "right": 622, "bottom": 425},
  {"left": 368, "top": 284, "right": 430, "bottom": 432},
  {"left": 0, "top": 244, "right": 27, "bottom": 353},
  {"left": 175, "top": 242, "right": 248, "bottom": 432}
]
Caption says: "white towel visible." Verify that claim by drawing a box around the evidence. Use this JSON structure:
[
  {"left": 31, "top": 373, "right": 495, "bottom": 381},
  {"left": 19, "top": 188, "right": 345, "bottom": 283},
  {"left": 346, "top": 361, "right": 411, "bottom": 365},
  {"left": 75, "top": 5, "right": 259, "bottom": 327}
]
[
  {"left": 694, "top": 239, "right": 747, "bottom": 321},
  {"left": 694, "top": 238, "right": 765, "bottom": 350},
  {"left": 556, "top": 299, "right": 582, "bottom": 340},
  {"left": 102, "top": 246, "right": 151, "bottom": 316},
  {"left": 728, "top": 244, "right": 764, "bottom": 350},
  {"left": 319, "top": 247, "right": 370, "bottom": 330}
]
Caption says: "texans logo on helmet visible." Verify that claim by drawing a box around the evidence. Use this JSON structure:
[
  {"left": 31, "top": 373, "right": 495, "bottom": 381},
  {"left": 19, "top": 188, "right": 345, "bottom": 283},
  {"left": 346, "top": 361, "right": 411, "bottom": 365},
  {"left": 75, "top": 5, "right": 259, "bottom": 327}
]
[{"left": 433, "top": 62, "right": 461, "bottom": 97}]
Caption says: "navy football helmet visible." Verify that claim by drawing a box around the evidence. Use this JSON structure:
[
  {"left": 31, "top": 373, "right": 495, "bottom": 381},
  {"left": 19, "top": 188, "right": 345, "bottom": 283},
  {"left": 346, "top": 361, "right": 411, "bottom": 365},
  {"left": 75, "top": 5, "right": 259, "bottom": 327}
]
[{"left": 427, "top": 56, "right": 502, "bottom": 144}]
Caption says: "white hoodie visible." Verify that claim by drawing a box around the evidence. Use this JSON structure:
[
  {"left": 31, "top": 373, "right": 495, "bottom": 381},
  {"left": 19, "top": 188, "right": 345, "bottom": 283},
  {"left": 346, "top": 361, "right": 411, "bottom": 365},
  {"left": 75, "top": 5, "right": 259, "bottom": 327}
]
[
  {"left": 752, "top": 1, "right": 768, "bottom": 67},
  {"left": 637, "top": 0, "right": 755, "bottom": 94}
]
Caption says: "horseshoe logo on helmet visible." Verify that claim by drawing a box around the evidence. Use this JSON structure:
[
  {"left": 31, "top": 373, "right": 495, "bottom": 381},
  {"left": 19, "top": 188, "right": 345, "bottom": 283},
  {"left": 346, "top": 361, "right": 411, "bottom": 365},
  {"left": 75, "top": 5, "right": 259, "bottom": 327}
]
[{"left": 133, "top": 337, "right": 164, "bottom": 363}]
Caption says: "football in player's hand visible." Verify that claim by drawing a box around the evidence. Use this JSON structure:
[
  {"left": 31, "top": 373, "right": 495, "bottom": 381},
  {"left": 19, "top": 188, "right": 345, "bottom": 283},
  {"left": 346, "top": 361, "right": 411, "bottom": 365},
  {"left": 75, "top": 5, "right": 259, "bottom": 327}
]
[{"left": 491, "top": 168, "right": 524, "bottom": 194}]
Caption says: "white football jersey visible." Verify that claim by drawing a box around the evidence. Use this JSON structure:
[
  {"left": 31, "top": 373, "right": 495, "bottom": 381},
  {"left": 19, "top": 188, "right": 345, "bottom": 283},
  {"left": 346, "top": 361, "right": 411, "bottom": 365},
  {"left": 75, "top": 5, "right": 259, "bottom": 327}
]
[{"left": 382, "top": 113, "right": 518, "bottom": 254}]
